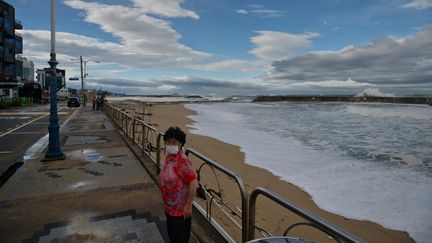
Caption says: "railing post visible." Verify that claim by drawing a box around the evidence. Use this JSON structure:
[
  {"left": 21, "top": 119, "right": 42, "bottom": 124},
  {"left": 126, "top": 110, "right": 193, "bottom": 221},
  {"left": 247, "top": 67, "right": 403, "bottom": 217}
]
[
  {"left": 248, "top": 190, "right": 258, "bottom": 241},
  {"left": 125, "top": 114, "right": 128, "bottom": 134},
  {"left": 156, "top": 133, "right": 162, "bottom": 174},
  {"left": 141, "top": 123, "right": 145, "bottom": 155},
  {"left": 132, "top": 118, "right": 136, "bottom": 144}
]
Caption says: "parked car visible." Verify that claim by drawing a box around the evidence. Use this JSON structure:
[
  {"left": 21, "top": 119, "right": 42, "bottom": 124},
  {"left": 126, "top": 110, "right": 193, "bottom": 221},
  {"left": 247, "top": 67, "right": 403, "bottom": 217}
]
[{"left": 67, "top": 97, "right": 80, "bottom": 107}]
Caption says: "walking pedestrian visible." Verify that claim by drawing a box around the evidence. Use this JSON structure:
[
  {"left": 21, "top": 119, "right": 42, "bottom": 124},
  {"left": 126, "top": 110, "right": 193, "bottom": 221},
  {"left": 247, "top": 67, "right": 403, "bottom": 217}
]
[
  {"left": 92, "top": 96, "right": 96, "bottom": 111},
  {"left": 96, "top": 96, "right": 101, "bottom": 111}
]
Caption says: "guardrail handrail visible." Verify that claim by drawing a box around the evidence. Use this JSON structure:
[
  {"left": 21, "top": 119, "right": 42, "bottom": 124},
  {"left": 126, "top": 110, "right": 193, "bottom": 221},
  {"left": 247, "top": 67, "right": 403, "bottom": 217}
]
[
  {"left": 248, "top": 187, "right": 365, "bottom": 243},
  {"left": 106, "top": 103, "right": 164, "bottom": 173},
  {"left": 105, "top": 102, "right": 365, "bottom": 243},
  {"left": 185, "top": 148, "right": 249, "bottom": 242}
]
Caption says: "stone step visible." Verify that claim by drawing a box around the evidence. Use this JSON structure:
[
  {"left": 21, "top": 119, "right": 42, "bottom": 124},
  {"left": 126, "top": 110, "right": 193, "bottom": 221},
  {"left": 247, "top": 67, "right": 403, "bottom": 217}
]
[{"left": 24, "top": 210, "right": 167, "bottom": 243}]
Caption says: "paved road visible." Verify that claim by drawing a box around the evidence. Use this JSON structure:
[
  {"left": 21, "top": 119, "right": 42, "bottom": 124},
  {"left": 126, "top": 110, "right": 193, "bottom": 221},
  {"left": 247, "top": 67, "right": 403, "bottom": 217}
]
[{"left": 0, "top": 102, "right": 76, "bottom": 176}]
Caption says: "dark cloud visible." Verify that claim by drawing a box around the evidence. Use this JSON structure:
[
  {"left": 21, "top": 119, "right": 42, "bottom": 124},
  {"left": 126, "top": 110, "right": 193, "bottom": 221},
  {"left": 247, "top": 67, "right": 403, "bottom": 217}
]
[
  {"left": 150, "top": 76, "right": 250, "bottom": 88},
  {"left": 267, "top": 26, "right": 432, "bottom": 92},
  {"left": 82, "top": 76, "right": 264, "bottom": 95}
]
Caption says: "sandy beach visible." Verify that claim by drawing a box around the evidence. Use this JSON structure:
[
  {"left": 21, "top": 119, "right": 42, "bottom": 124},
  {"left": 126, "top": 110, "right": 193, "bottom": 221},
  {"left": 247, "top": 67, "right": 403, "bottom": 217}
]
[{"left": 116, "top": 101, "right": 414, "bottom": 243}]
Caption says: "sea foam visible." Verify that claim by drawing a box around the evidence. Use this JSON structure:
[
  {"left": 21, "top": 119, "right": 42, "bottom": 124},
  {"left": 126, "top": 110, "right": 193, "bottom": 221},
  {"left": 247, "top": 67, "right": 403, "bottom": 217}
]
[{"left": 185, "top": 102, "right": 432, "bottom": 243}]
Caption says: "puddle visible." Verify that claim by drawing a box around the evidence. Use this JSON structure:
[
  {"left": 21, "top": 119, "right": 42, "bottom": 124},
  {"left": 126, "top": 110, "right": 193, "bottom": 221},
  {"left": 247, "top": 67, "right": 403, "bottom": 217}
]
[
  {"left": 70, "top": 181, "right": 92, "bottom": 189},
  {"left": 68, "top": 149, "right": 103, "bottom": 163}
]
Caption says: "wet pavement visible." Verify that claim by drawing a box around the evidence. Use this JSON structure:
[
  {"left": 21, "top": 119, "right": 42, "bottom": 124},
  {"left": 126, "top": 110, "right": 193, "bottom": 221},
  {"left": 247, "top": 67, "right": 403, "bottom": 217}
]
[
  {"left": 0, "top": 102, "right": 75, "bottom": 178},
  {"left": 0, "top": 107, "right": 169, "bottom": 242}
]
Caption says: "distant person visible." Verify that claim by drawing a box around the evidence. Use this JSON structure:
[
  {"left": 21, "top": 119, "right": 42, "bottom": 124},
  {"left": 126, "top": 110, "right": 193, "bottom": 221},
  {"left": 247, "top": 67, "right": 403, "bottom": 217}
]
[
  {"left": 92, "top": 96, "right": 96, "bottom": 111},
  {"left": 96, "top": 96, "right": 101, "bottom": 111},
  {"left": 160, "top": 127, "right": 197, "bottom": 243},
  {"left": 100, "top": 94, "right": 106, "bottom": 111}
]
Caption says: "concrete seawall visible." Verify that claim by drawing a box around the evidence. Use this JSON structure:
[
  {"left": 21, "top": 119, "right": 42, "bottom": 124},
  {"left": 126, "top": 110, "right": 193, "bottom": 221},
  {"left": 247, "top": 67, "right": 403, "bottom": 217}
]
[{"left": 253, "top": 95, "right": 432, "bottom": 105}]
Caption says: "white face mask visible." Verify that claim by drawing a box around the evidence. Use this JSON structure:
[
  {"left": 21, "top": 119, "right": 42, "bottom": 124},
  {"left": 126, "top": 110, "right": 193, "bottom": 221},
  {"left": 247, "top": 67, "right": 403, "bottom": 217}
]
[{"left": 166, "top": 145, "right": 179, "bottom": 155}]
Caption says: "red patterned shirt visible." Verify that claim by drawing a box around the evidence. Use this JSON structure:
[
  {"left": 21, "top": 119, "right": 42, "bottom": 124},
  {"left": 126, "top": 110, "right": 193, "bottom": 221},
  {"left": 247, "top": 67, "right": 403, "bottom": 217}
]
[{"left": 159, "top": 151, "right": 196, "bottom": 216}]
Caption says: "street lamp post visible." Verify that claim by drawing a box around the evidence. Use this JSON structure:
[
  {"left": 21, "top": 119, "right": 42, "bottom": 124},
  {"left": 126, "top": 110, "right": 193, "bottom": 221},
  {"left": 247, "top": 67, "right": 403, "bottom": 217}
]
[
  {"left": 70, "top": 57, "right": 99, "bottom": 106},
  {"left": 44, "top": 0, "right": 65, "bottom": 160},
  {"left": 80, "top": 55, "right": 85, "bottom": 106}
]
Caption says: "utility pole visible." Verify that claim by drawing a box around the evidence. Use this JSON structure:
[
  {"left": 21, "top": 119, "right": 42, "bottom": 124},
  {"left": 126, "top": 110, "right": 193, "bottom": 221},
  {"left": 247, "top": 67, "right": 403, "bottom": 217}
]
[
  {"left": 80, "top": 55, "right": 85, "bottom": 106},
  {"left": 44, "top": 0, "right": 64, "bottom": 160}
]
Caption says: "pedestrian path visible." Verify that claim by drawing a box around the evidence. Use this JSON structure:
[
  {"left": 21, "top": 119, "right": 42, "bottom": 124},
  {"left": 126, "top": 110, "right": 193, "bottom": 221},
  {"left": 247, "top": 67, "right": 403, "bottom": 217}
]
[{"left": 0, "top": 107, "right": 170, "bottom": 242}]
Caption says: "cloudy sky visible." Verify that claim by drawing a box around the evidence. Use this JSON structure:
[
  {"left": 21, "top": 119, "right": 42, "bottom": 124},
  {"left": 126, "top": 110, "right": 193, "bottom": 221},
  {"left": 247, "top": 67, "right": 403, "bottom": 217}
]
[{"left": 12, "top": 0, "right": 432, "bottom": 96}]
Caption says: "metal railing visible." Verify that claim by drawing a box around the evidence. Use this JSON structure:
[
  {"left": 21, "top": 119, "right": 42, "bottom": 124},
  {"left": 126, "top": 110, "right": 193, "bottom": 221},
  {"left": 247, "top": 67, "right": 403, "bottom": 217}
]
[
  {"left": 105, "top": 102, "right": 365, "bottom": 243},
  {"left": 248, "top": 187, "right": 365, "bottom": 243},
  {"left": 105, "top": 103, "right": 163, "bottom": 173},
  {"left": 186, "top": 148, "right": 249, "bottom": 242}
]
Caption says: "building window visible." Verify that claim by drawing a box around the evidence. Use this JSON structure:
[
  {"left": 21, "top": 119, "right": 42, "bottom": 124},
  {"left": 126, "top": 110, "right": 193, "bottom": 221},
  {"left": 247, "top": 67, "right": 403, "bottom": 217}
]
[
  {"left": 5, "top": 38, "right": 14, "bottom": 45},
  {"left": 15, "top": 40, "right": 22, "bottom": 50},
  {"left": 4, "top": 19, "right": 12, "bottom": 30}
]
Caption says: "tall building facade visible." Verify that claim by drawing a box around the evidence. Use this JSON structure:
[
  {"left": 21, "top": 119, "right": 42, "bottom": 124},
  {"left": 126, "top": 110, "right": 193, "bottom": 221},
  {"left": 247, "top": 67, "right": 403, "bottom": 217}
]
[
  {"left": 0, "top": 1, "right": 23, "bottom": 98},
  {"left": 17, "top": 56, "right": 34, "bottom": 83},
  {"left": 36, "top": 68, "right": 66, "bottom": 91}
]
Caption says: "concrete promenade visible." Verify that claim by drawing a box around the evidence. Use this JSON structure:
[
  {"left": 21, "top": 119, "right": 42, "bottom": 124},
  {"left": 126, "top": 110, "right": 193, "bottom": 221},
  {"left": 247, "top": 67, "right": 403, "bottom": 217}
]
[
  {"left": 0, "top": 106, "right": 170, "bottom": 243},
  {"left": 0, "top": 102, "right": 74, "bottom": 183}
]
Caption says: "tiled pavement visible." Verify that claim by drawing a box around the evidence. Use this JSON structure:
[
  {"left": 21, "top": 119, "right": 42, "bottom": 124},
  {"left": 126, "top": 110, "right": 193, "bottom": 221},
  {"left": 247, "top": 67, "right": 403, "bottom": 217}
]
[
  {"left": 24, "top": 210, "right": 166, "bottom": 243},
  {"left": 0, "top": 107, "right": 170, "bottom": 243}
]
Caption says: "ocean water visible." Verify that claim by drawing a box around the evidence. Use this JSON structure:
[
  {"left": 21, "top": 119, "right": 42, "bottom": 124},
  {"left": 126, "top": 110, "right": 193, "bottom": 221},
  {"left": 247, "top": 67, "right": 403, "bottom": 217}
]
[{"left": 185, "top": 102, "right": 432, "bottom": 243}]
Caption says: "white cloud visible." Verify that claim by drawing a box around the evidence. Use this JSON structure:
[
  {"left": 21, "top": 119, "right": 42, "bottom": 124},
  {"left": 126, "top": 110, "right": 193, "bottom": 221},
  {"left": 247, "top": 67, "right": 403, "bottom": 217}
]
[
  {"left": 235, "top": 4, "right": 284, "bottom": 17},
  {"left": 402, "top": 0, "right": 432, "bottom": 9},
  {"left": 158, "top": 84, "right": 178, "bottom": 91},
  {"left": 20, "top": 0, "right": 212, "bottom": 82},
  {"left": 292, "top": 78, "right": 375, "bottom": 88},
  {"left": 250, "top": 31, "right": 320, "bottom": 60},
  {"left": 22, "top": 30, "right": 178, "bottom": 68},
  {"left": 186, "top": 30, "right": 319, "bottom": 73},
  {"left": 65, "top": 0, "right": 209, "bottom": 59},
  {"left": 132, "top": 0, "right": 199, "bottom": 19}
]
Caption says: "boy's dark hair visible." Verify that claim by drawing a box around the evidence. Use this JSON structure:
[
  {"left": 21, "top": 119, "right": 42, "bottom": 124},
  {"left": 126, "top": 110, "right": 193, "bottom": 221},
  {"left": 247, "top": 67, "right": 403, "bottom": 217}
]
[{"left": 163, "top": 126, "right": 186, "bottom": 148}]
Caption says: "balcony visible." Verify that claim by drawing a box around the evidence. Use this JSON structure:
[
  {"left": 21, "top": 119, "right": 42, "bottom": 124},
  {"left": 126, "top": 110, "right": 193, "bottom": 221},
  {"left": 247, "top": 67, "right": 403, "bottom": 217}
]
[
  {"left": 15, "top": 35, "right": 23, "bottom": 54},
  {"left": 15, "top": 66, "right": 23, "bottom": 76},
  {"left": 15, "top": 19, "right": 22, "bottom": 30},
  {"left": 15, "top": 47, "right": 23, "bottom": 55},
  {"left": 4, "top": 65, "right": 15, "bottom": 76},
  {"left": 4, "top": 19, "right": 14, "bottom": 37},
  {"left": 4, "top": 52, "right": 15, "bottom": 63},
  {"left": 4, "top": 38, "right": 14, "bottom": 48}
]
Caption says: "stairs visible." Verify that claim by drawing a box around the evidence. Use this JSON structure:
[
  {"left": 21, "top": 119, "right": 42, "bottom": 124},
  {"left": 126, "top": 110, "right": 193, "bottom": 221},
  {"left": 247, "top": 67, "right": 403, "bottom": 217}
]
[{"left": 23, "top": 210, "right": 168, "bottom": 243}]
